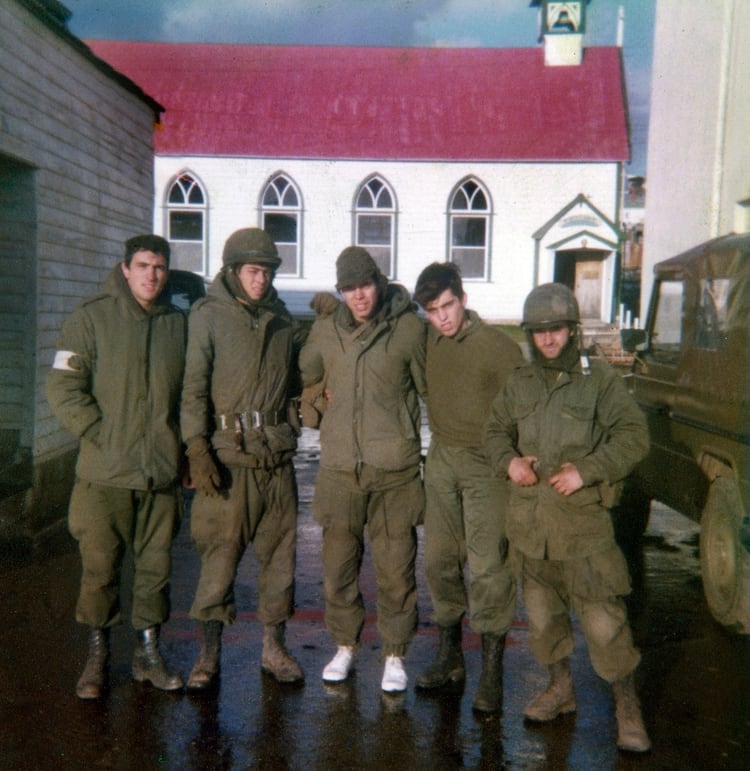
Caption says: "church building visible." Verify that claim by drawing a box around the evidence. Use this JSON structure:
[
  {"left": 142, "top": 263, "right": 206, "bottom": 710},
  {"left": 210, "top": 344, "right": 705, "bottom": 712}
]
[{"left": 89, "top": 0, "right": 630, "bottom": 322}]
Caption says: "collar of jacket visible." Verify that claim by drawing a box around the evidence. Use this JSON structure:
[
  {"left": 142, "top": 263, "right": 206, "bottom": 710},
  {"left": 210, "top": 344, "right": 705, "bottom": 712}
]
[
  {"left": 100, "top": 264, "right": 171, "bottom": 319},
  {"left": 429, "top": 308, "right": 481, "bottom": 345}
]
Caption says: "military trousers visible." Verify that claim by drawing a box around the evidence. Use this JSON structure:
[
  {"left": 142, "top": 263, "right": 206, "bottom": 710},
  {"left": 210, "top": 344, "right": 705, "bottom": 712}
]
[
  {"left": 68, "top": 479, "right": 182, "bottom": 630},
  {"left": 313, "top": 464, "right": 423, "bottom": 657},
  {"left": 190, "top": 462, "right": 298, "bottom": 626},
  {"left": 516, "top": 545, "right": 641, "bottom": 682},
  {"left": 424, "top": 441, "right": 516, "bottom": 635}
]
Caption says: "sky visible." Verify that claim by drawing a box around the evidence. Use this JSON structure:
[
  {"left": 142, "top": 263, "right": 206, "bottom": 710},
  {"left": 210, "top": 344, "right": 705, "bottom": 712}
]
[{"left": 66, "top": 0, "right": 655, "bottom": 175}]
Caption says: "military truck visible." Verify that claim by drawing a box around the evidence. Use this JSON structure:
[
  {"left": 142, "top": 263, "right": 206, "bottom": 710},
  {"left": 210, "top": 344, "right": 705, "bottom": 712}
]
[{"left": 620, "top": 233, "right": 749, "bottom": 634}]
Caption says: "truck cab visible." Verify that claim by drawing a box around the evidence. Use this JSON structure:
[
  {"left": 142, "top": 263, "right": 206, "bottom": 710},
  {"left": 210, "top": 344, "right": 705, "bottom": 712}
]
[{"left": 621, "top": 233, "right": 749, "bottom": 634}]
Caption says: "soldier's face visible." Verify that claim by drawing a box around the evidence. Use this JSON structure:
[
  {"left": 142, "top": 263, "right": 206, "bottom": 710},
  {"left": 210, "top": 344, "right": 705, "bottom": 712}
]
[
  {"left": 121, "top": 250, "right": 168, "bottom": 310},
  {"left": 237, "top": 263, "right": 272, "bottom": 301},
  {"left": 340, "top": 279, "right": 379, "bottom": 323},
  {"left": 423, "top": 288, "right": 467, "bottom": 338},
  {"left": 532, "top": 324, "right": 571, "bottom": 359}
]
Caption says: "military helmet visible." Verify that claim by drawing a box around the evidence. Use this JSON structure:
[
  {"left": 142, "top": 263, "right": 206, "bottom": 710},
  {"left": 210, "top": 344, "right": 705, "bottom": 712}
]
[
  {"left": 222, "top": 228, "right": 281, "bottom": 270},
  {"left": 522, "top": 282, "right": 580, "bottom": 329}
]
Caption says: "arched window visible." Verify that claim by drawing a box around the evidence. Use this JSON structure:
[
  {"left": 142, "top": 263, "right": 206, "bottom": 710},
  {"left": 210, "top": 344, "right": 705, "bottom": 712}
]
[
  {"left": 262, "top": 174, "right": 301, "bottom": 276},
  {"left": 166, "top": 172, "right": 207, "bottom": 274},
  {"left": 354, "top": 175, "right": 396, "bottom": 278},
  {"left": 448, "top": 178, "right": 490, "bottom": 280}
]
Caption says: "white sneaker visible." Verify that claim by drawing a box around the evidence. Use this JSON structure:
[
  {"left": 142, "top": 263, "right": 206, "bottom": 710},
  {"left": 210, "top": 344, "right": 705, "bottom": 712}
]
[
  {"left": 322, "top": 646, "right": 354, "bottom": 682},
  {"left": 381, "top": 655, "right": 407, "bottom": 693}
]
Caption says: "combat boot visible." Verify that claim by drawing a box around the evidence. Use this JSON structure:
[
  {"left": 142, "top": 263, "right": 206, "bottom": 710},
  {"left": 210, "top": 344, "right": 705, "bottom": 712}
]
[
  {"left": 524, "top": 657, "right": 576, "bottom": 721},
  {"left": 132, "top": 625, "right": 183, "bottom": 691},
  {"left": 472, "top": 633, "right": 505, "bottom": 713},
  {"left": 261, "top": 622, "right": 304, "bottom": 683},
  {"left": 187, "top": 620, "right": 223, "bottom": 690},
  {"left": 612, "top": 672, "right": 651, "bottom": 753},
  {"left": 76, "top": 627, "right": 109, "bottom": 699},
  {"left": 416, "top": 624, "right": 465, "bottom": 690}
]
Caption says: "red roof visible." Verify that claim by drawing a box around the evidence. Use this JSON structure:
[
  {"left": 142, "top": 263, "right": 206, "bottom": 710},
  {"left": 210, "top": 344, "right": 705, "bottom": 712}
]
[{"left": 87, "top": 41, "right": 629, "bottom": 163}]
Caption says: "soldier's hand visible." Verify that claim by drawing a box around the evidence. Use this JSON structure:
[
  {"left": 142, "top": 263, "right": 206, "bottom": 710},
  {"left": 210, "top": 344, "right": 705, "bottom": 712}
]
[
  {"left": 186, "top": 440, "right": 222, "bottom": 496},
  {"left": 549, "top": 462, "right": 584, "bottom": 496},
  {"left": 310, "top": 291, "right": 340, "bottom": 317},
  {"left": 508, "top": 455, "right": 539, "bottom": 486}
]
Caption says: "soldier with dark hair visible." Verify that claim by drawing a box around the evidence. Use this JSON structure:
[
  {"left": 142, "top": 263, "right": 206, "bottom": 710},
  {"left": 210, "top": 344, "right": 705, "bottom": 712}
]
[
  {"left": 47, "top": 234, "right": 186, "bottom": 699},
  {"left": 413, "top": 261, "right": 523, "bottom": 713}
]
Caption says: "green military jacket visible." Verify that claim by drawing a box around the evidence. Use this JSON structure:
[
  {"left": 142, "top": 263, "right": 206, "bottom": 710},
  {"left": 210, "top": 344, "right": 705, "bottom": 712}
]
[
  {"left": 300, "top": 283, "right": 426, "bottom": 473},
  {"left": 484, "top": 353, "right": 649, "bottom": 559},
  {"left": 180, "top": 273, "right": 302, "bottom": 467},
  {"left": 46, "top": 266, "right": 187, "bottom": 491}
]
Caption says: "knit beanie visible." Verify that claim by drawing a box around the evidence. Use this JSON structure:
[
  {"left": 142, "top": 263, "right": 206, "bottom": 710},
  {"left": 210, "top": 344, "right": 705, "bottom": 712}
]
[{"left": 335, "top": 246, "right": 381, "bottom": 290}]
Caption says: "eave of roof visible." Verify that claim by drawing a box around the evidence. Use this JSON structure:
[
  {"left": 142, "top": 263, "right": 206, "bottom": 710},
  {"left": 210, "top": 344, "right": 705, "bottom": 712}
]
[
  {"left": 87, "top": 40, "right": 629, "bottom": 163},
  {"left": 17, "top": 1, "right": 163, "bottom": 119}
]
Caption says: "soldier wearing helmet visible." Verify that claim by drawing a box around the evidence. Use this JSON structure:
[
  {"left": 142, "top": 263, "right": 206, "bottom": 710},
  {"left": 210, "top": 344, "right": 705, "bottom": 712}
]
[
  {"left": 484, "top": 282, "right": 652, "bottom": 753},
  {"left": 181, "top": 227, "right": 305, "bottom": 688}
]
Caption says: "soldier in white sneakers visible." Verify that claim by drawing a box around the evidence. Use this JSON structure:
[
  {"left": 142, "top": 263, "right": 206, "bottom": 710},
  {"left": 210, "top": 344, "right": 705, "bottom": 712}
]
[{"left": 300, "top": 247, "right": 426, "bottom": 693}]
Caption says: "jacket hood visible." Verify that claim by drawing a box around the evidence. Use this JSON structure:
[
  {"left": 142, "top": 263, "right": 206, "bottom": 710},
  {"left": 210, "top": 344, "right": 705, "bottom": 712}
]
[
  {"left": 335, "top": 281, "right": 415, "bottom": 329},
  {"left": 205, "top": 268, "right": 289, "bottom": 318}
]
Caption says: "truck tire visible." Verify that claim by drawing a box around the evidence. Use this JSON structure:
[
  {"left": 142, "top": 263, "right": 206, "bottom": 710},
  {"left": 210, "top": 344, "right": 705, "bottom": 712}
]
[{"left": 699, "top": 477, "right": 750, "bottom": 635}]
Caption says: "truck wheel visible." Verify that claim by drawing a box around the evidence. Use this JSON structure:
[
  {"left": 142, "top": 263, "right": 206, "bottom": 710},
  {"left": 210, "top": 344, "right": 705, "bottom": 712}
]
[{"left": 699, "top": 477, "right": 750, "bottom": 635}]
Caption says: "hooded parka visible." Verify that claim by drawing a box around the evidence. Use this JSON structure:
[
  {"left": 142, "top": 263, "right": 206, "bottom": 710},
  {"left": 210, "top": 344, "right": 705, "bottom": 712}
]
[
  {"left": 47, "top": 265, "right": 187, "bottom": 490},
  {"left": 484, "top": 352, "right": 649, "bottom": 560},
  {"left": 300, "top": 282, "right": 427, "bottom": 472},
  {"left": 181, "top": 273, "right": 302, "bottom": 466}
]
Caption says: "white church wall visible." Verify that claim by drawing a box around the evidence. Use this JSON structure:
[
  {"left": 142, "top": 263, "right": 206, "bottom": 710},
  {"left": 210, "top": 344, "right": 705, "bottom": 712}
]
[{"left": 154, "top": 156, "right": 618, "bottom": 322}]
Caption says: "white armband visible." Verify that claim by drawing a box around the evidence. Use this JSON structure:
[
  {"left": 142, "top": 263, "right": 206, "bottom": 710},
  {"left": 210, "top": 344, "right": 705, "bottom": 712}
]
[{"left": 52, "top": 350, "right": 79, "bottom": 371}]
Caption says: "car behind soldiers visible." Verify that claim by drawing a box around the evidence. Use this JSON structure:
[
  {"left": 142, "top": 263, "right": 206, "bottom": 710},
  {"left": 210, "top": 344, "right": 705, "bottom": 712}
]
[
  {"left": 47, "top": 234, "right": 186, "bottom": 699},
  {"left": 299, "top": 246, "right": 427, "bottom": 693},
  {"left": 413, "top": 262, "right": 524, "bottom": 712},
  {"left": 484, "top": 283, "right": 651, "bottom": 753},
  {"left": 181, "top": 227, "right": 304, "bottom": 688}
]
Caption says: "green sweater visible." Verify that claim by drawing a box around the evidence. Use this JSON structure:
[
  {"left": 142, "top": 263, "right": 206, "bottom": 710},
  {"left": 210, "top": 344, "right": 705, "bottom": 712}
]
[{"left": 425, "top": 310, "right": 523, "bottom": 447}]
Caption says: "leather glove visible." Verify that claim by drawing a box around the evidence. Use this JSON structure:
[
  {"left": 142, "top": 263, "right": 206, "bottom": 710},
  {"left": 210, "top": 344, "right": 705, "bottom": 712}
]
[
  {"left": 186, "top": 439, "right": 222, "bottom": 497},
  {"left": 309, "top": 291, "right": 340, "bottom": 318}
]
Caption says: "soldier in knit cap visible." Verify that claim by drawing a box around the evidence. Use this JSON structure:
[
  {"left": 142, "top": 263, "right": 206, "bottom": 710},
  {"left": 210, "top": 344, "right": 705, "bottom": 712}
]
[{"left": 300, "top": 246, "right": 427, "bottom": 693}]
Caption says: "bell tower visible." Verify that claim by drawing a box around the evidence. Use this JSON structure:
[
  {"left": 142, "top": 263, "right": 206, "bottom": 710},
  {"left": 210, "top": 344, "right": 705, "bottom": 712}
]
[{"left": 532, "top": 0, "right": 589, "bottom": 66}]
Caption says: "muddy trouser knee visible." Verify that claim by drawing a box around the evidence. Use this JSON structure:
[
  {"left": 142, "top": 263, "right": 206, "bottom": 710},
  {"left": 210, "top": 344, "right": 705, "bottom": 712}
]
[{"left": 520, "top": 547, "right": 640, "bottom": 681}]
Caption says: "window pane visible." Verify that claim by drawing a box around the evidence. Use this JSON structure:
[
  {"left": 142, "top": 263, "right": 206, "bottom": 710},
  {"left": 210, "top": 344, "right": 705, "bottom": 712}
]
[
  {"left": 169, "top": 210, "right": 203, "bottom": 240},
  {"left": 452, "top": 216, "right": 486, "bottom": 247},
  {"left": 357, "top": 214, "right": 391, "bottom": 245},
  {"left": 264, "top": 212, "right": 297, "bottom": 243},
  {"left": 263, "top": 187, "right": 280, "bottom": 206},
  {"left": 376, "top": 188, "right": 392, "bottom": 208},
  {"left": 276, "top": 242, "right": 298, "bottom": 275},
  {"left": 651, "top": 280, "right": 683, "bottom": 360},
  {"left": 452, "top": 189, "right": 469, "bottom": 210},
  {"left": 451, "top": 247, "right": 485, "bottom": 278},
  {"left": 472, "top": 189, "right": 488, "bottom": 210},
  {"left": 357, "top": 187, "right": 375, "bottom": 208},
  {"left": 695, "top": 278, "right": 730, "bottom": 350},
  {"left": 367, "top": 245, "right": 392, "bottom": 278},
  {"left": 187, "top": 186, "right": 205, "bottom": 205},
  {"left": 168, "top": 184, "right": 186, "bottom": 204},
  {"left": 281, "top": 186, "right": 299, "bottom": 207}
]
